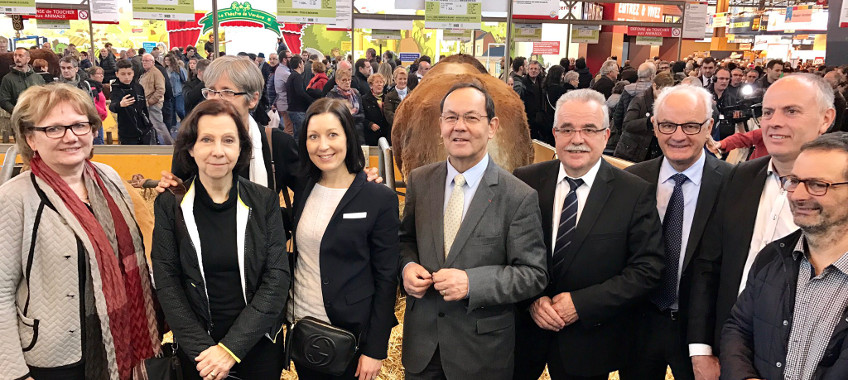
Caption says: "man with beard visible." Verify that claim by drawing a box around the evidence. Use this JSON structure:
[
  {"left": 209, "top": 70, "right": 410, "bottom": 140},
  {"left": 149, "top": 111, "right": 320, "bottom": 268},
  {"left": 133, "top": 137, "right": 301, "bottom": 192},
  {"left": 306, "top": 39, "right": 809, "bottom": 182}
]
[
  {"left": 721, "top": 132, "right": 848, "bottom": 380},
  {"left": 0, "top": 48, "right": 45, "bottom": 114}
]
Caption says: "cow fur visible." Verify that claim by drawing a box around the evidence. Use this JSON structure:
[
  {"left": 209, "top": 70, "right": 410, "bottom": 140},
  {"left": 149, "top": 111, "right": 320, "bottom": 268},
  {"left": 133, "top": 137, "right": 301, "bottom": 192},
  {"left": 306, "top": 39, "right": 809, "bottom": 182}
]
[{"left": 0, "top": 48, "right": 60, "bottom": 78}]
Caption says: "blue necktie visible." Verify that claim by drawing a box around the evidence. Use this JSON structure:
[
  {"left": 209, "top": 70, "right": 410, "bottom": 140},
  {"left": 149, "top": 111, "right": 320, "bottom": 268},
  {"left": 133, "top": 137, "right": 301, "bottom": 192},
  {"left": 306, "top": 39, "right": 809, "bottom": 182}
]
[
  {"left": 653, "top": 173, "right": 688, "bottom": 311},
  {"left": 552, "top": 178, "right": 584, "bottom": 271}
]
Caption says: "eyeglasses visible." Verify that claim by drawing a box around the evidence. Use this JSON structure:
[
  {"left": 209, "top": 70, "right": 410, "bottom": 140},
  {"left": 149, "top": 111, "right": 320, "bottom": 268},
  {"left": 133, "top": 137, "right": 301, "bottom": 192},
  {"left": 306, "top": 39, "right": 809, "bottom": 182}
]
[
  {"left": 780, "top": 175, "right": 848, "bottom": 196},
  {"left": 656, "top": 119, "right": 709, "bottom": 135},
  {"left": 30, "top": 122, "right": 92, "bottom": 139},
  {"left": 715, "top": 77, "right": 731, "bottom": 81},
  {"left": 202, "top": 88, "right": 248, "bottom": 99},
  {"left": 552, "top": 127, "right": 608, "bottom": 137},
  {"left": 441, "top": 113, "right": 488, "bottom": 126}
]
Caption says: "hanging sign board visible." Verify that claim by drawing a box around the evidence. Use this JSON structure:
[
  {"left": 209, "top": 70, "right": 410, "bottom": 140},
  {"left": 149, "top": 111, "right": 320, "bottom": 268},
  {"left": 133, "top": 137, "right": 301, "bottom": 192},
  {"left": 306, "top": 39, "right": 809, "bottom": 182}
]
[
  {"left": 571, "top": 25, "right": 599, "bottom": 44},
  {"left": 513, "top": 23, "right": 542, "bottom": 42},
  {"left": 425, "top": 0, "right": 482, "bottom": 29},
  {"left": 327, "top": 0, "right": 351, "bottom": 30},
  {"left": 842, "top": 0, "right": 848, "bottom": 27},
  {"left": 682, "top": 2, "right": 709, "bottom": 39},
  {"left": 38, "top": 19, "right": 70, "bottom": 29},
  {"left": 278, "top": 0, "right": 337, "bottom": 24},
  {"left": 636, "top": 36, "right": 663, "bottom": 45},
  {"left": 443, "top": 29, "right": 472, "bottom": 42},
  {"left": 0, "top": 0, "right": 35, "bottom": 15},
  {"left": 532, "top": 41, "right": 560, "bottom": 55},
  {"left": 91, "top": 0, "right": 119, "bottom": 24},
  {"left": 198, "top": 2, "right": 283, "bottom": 36},
  {"left": 399, "top": 52, "right": 420, "bottom": 62},
  {"left": 371, "top": 29, "right": 401, "bottom": 40},
  {"left": 712, "top": 12, "right": 727, "bottom": 28},
  {"left": 133, "top": 0, "right": 195, "bottom": 21},
  {"left": 513, "top": 0, "right": 558, "bottom": 20}
]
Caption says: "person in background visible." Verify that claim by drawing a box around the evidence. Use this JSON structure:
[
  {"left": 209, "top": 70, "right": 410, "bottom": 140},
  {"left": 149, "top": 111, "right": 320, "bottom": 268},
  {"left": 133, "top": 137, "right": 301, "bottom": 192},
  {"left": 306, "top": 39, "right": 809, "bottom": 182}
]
[
  {"left": 698, "top": 57, "right": 717, "bottom": 88},
  {"left": 0, "top": 36, "right": 8, "bottom": 53},
  {"left": 730, "top": 68, "right": 745, "bottom": 93},
  {"left": 614, "top": 72, "right": 675, "bottom": 162},
  {"left": 362, "top": 72, "right": 390, "bottom": 146},
  {"left": 754, "top": 59, "right": 784, "bottom": 93},
  {"left": 591, "top": 60, "right": 619, "bottom": 99},
  {"left": 383, "top": 66, "right": 408, "bottom": 130},
  {"left": 0, "top": 48, "right": 46, "bottom": 114},
  {"left": 183, "top": 46, "right": 199, "bottom": 66},
  {"left": 285, "top": 55, "right": 320, "bottom": 139},
  {"left": 510, "top": 57, "right": 527, "bottom": 97},
  {"left": 274, "top": 49, "right": 294, "bottom": 135},
  {"left": 79, "top": 51, "right": 92, "bottom": 70},
  {"left": 574, "top": 57, "right": 592, "bottom": 89},
  {"left": 110, "top": 59, "right": 155, "bottom": 145},
  {"left": 139, "top": 53, "right": 172, "bottom": 144},
  {"left": 99, "top": 45, "right": 117, "bottom": 83},
  {"left": 153, "top": 99, "right": 289, "bottom": 380},
  {"left": 326, "top": 68, "right": 365, "bottom": 143},
  {"left": 306, "top": 60, "right": 328, "bottom": 92},
  {"left": 32, "top": 58, "right": 53, "bottom": 83},
  {"left": 0, "top": 83, "right": 161, "bottom": 380},
  {"left": 86, "top": 66, "right": 108, "bottom": 144},
  {"left": 184, "top": 59, "right": 210, "bottom": 115},
  {"left": 288, "top": 98, "right": 399, "bottom": 380},
  {"left": 262, "top": 53, "right": 279, "bottom": 83},
  {"left": 407, "top": 56, "right": 431, "bottom": 91},
  {"left": 165, "top": 54, "right": 188, "bottom": 131},
  {"left": 57, "top": 57, "right": 92, "bottom": 96},
  {"left": 352, "top": 58, "right": 372, "bottom": 97},
  {"left": 378, "top": 62, "right": 394, "bottom": 90},
  {"left": 540, "top": 64, "right": 567, "bottom": 146}
]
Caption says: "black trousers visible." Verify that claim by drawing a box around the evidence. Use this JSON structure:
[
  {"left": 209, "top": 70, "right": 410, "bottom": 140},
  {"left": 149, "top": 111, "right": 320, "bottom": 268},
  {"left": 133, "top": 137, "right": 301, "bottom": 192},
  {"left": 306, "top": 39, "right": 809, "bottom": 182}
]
[
  {"left": 514, "top": 312, "right": 610, "bottom": 380},
  {"left": 618, "top": 306, "right": 695, "bottom": 380},
  {"left": 179, "top": 336, "right": 284, "bottom": 380},
  {"left": 29, "top": 363, "right": 85, "bottom": 380},
  {"left": 404, "top": 347, "right": 447, "bottom": 380}
]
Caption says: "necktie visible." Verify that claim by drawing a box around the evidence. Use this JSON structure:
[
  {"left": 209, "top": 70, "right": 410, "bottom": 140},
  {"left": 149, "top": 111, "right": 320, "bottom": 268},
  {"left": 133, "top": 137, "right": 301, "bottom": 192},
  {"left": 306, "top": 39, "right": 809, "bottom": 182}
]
[
  {"left": 444, "top": 174, "right": 466, "bottom": 258},
  {"left": 652, "top": 173, "right": 688, "bottom": 311},
  {"left": 552, "top": 178, "right": 584, "bottom": 270}
]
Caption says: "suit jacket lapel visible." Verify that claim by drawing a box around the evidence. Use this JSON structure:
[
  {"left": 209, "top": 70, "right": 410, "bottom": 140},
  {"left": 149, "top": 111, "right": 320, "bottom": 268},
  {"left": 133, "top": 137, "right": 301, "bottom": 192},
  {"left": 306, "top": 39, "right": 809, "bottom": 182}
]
[
  {"left": 444, "top": 157, "right": 497, "bottom": 268},
  {"left": 537, "top": 161, "right": 559, "bottom": 256},
  {"left": 556, "top": 160, "right": 614, "bottom": 275},
  {"left": 428, "top": 163, "right": 448, "bottom": 267},
  {"left": 683, "top": 155, "right": 723, "bottom": 271}
]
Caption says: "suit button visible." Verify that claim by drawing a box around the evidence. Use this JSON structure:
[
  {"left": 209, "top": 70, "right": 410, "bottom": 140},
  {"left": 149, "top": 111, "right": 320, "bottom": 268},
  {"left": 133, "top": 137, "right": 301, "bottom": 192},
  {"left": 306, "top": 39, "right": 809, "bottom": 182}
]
[
  {"left": 322, "top": 278, "right": 329, "bottom": 285},
  {"left": 783, "top": 320, "right": 789, "bottom": 326},
  {"left": 776, "top": 362, "right": 782, "bottom": 368},
  {"left": 438, "top": 312, "right": 445, "bottom": 317},
  {"left": 780, "top": 243, "right": 785, "bottom": 248}
]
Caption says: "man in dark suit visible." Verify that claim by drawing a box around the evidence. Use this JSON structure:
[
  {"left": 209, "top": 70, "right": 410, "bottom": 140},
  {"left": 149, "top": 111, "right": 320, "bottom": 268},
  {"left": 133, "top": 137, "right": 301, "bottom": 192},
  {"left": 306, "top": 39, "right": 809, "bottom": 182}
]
[
  {"left": 400, "top": 81, "right": 547, "bottom": 380},
  {"left": 688, "top": 73, "right": 836, "bottom": 380},
  {"left": 619, "top": 85, "right": 732, "bottom": 380},
  {"left": 513, "top": 89, "right": 665, "bottom": 380}
]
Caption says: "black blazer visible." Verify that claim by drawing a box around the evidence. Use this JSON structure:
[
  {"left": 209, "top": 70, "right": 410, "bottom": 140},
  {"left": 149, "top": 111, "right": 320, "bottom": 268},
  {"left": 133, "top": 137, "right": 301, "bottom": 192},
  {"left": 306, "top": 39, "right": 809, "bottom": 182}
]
[
  {"left": 291, "top": 172, "right": 400, "bottom": 360},
  {"left": 361, "top": 92, "right": 390, "bottom": 146},
  {"left": 151, "top": 177, "right": 290, "bottom": 360},
  {"left": 625, "top": 154, "right": 731, "bottom": 330},
  {"left": 513, "top": 159, "right": 665, "bottom": 375},
  {"left": 688, "top": 155, "right": 771, "bottom": 354}
]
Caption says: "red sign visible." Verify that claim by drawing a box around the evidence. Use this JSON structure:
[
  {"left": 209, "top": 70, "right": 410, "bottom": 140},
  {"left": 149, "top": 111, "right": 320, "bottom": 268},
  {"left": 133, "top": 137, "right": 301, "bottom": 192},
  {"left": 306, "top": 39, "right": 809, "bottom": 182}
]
[
  {"left": 532, "top": 41, "right": 560, "bottom": 55},
  {"left": 814, "top": 57, "right": 824, "bottom": 65},
  {"left": 613, "top": 3, "right": 663, "bottom": 22},
  {"left": 30, "top": 8, "right": 80, "bottom": 20},
  {"left": 627, "top": 26, "right": 674, "bottom": 37}
]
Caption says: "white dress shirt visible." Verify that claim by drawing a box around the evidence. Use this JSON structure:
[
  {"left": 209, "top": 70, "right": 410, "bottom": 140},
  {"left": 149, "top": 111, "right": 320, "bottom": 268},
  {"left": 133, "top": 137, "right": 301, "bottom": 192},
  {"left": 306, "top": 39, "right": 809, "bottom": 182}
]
[
  {"left": 444, "top": 154, "right": 489, "bottom": 220},
  {"left": 657, "top": 153, "right": 705, "bottom": 311},
  {"left": 551, "top": 159, "right": 602, "bottom": 251}
]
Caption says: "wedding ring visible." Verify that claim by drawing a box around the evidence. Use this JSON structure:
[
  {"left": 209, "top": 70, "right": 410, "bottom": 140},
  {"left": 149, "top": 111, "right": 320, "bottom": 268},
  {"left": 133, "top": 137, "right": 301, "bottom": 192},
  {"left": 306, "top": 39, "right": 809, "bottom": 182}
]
[
  {"left": 208, "top": 372, "right": 216, "bottom": 378},
  {"left": 441, "top": 290, "right": 446, "bottom": 296}
]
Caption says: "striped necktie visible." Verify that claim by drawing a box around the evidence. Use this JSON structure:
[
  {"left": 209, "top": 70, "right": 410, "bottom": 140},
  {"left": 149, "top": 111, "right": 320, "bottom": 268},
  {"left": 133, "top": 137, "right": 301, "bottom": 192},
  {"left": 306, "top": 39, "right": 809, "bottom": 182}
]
[{"left": 552, "top": 177, "right": 584, "bottom": 270}]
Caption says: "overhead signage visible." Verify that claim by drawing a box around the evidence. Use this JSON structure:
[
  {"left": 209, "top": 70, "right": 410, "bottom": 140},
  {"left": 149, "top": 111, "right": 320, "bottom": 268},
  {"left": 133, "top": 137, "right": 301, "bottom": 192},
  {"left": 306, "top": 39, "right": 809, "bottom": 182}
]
[
  {"left": 513, "top": 0, "right": 558, "bottom": 20},
  {"left": 513, "top": 23, "right": 543, "bottom": 42},
  {"left": 133, "top": 0, "right": 194, "bottom": 21},
  {"left": 0, "top": 0, "right": 35, "bottom": 15},
  {"left": 199, "top": 2, "right": 283, "bottom": 36},
  {"left": 726, "top": 15, "right": 760, "bottom": 35},
  {"left": 613, "top": 3, "right": 663, "bottom": 22},
  {"left": 842, "top": 0, "right": 848, "bottom": 27},
  {"left": 712, "top": 12, "right": 727, "bottom": 28},
  {"left": 786, "top": 5, "right": 814, "bottom": 23},
  {"left": 581, "top": 2, "right": 603, "bottom": 20},
  {"left": 531, "top": 41, "right": 560, "bottom": 55},
  {"left": 636, "top": 36, "right": 663, "bottom": 46},
  {"left": 682, "top": 2, "right": 709, "bottom": 39},
  {"left": 34, "top": 8, "right": 80, "bottom": 20},
  {"left": 38, "top": 19, "right": 70, "bottom": 29},
  {"left": 91, "top": 0, "right": 120, "bottom": 24},
  {"left": 397, "top": 0, "right": 504, "bottom": 12},
  {"left": 425, "top": 0, "right": 482, "bottom": 29},
  {"left": 327, "top": 0, "right": 351, "bottom": 30},
  {"left": 371, "top": 29, "right": 401, "bottom": 40},
  {"left": 571, "top": 25, "right": 600, "bottom": 43},
  {"left": 627, "top": 26, "right": 678, "bottom": 37},
  {"left": 399, "top": 52, "right": 420, "bottom": 62},
  {"left": 443, "top": 29, "right": 472, "bottom": 42},
  {"left": 278, "top": 0, "right": 337, "bottom": 24}
]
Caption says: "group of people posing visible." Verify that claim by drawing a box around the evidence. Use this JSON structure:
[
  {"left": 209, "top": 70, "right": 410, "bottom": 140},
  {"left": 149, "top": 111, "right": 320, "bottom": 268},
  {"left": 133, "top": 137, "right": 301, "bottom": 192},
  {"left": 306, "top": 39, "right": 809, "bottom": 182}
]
[{"left": 1, "top": 51, "right": 848, "bottom": 380}]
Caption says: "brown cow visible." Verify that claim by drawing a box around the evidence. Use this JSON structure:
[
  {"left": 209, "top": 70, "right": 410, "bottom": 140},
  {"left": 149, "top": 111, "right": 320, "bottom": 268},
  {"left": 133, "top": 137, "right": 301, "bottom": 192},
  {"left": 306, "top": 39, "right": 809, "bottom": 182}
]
[
  {"left": 391, "top": 57, "right": 533, "bottom": 179},
  {"left": 0, "top": 48, "right": 60, "bottom": 78}
]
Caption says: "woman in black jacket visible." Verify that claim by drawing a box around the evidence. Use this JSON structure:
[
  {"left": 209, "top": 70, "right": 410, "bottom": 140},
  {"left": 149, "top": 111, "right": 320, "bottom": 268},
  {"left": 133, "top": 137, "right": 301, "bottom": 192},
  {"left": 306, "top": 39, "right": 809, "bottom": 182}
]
[
  {"left": 361, "top": 73, "right": 390, "bottom": 146},
  {"left": 152, "top": 100, "right": 290, "bottom": 380},
  {"left": 540, "top": 65, "right": 566, "bottom": 145},
  {"left": 288, "top": 98, "right": 399, "bottom": 380}
]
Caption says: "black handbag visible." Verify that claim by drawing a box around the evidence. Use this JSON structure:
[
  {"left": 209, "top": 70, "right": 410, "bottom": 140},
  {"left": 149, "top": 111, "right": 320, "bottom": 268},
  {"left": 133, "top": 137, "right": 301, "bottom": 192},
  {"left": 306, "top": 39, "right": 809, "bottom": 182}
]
[
  {"left": 285, "top": 316, "right": 358, "bottom": 376},
  {"left": 144, "top": 342, "right": 183, "bottom": 380}
]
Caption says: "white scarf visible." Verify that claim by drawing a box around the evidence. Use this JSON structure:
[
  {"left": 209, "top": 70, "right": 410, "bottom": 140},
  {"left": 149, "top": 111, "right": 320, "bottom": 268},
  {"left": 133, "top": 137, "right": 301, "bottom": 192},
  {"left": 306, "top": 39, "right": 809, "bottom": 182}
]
[
  {"left": 248, "top": 117, "right": 269, "bottom": 188},
  {"left": 397, "top": 86, "right": 408, "bottom": 101}
]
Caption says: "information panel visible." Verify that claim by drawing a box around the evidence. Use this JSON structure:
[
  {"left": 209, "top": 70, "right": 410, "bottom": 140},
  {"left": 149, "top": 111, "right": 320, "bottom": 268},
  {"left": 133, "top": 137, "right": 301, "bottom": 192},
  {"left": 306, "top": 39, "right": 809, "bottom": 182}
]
[
  {"left": 0, "top": 0, "right": 35, "bottom": 15},
  {"left": 278, "top": 0, "right": 336, "bottom": 24},
  {"left": 133, "top": 0, "right": 194, "bottom": 21},
  {"left": 513, "top": 23, "right": 542, "bottom": 42},
  {"left": 425, "top": 0, "right": 481, "bottom": 29}
]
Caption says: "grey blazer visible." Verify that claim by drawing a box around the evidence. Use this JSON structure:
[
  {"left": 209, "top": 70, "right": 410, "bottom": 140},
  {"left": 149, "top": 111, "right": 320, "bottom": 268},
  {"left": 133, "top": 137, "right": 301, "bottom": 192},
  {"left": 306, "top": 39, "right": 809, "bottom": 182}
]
[{"left": 399, "top": 157, "right": 547, "bottom": 379}]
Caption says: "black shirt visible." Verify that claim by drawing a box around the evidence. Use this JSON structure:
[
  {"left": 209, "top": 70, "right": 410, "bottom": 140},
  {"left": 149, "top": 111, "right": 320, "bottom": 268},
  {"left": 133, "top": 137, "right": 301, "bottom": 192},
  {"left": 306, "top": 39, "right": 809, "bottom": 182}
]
[{"left": 194, "top": 178, "right": 245, "bottom": 341}]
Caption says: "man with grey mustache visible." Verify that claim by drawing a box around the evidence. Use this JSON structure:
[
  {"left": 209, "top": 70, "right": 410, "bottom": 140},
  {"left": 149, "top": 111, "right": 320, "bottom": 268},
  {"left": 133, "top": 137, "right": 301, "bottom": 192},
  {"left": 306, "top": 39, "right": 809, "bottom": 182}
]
[{"left": 512, "top": 89, "right": 665, "bottom": 380}]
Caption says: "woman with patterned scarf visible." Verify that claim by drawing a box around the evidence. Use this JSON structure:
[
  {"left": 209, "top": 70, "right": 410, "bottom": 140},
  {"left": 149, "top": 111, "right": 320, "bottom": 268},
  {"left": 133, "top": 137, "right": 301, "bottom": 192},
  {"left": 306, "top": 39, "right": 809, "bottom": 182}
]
[
  {"left": 0, "top": 83, "right": 161, "bottom": 380},
  {"left": 326, "top": 67, "right": 366, "bottom": 143}
]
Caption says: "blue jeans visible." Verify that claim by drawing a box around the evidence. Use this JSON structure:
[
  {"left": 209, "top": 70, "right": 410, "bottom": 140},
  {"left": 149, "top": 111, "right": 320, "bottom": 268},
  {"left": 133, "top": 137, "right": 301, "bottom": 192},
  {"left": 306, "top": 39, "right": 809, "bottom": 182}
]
[
  {"left": 93, "top": 125, "right": 104, "bottom": 145},
  {"left": 289, "top": 111, "right": 306, "bottom": 140}
]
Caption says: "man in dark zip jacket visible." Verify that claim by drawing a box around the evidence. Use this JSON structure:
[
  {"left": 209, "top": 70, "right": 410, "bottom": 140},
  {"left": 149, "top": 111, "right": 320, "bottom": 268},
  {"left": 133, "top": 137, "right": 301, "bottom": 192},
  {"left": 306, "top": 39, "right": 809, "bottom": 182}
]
[
  {"left": 109, "top": 59, "right": 154, "bottom": 145},
  {"left": 0, "top": 48, "right": 45, "bottom": 113}
]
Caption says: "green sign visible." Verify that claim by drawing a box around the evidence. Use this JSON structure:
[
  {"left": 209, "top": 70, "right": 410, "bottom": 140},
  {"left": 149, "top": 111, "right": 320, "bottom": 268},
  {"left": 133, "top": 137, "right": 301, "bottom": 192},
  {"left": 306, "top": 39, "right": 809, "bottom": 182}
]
[
  {"left": 278, "top": 0, "right": 336, "bottom": 24},
  {"left": 37, "top": 19, "right": 70, "bottom": 29},
  {"left": 443, "top": 29, "right": 471, "bottom": 42},
  {"left": 635, "top": 36, "right": 664, "bottom": 46},
  {"left": 571, "top": 25, "right": 600, "bottom": 44},
  {"left": 0, "top": 0, "right": 35, "bottom": 15},
  {"left": 199, "top": 2, "right": 282, "bottom": 36},
  {"left": 513, "top": 23, "right": 542, "bottom": 42},
  {"left": 371, "top": 29, "right": 401, "bottom": 40},
  {"left": 133, "top": 0, "right": 194, "bottom": 21},
  {"left": 425, "top": 1, "right": 481, "bottom": 30}
]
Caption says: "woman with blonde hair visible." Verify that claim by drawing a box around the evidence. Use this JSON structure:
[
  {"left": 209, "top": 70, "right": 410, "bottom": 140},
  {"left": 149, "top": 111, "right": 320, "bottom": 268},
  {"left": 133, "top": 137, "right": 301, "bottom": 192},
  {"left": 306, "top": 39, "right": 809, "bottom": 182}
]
[
  {"left": 377, "top": 62, "right": 394, "bottom": 90},
  {"left": 383, "top": 67, "right": 408, "bottom": 130},
  {"left": 0, "top": 83, "right": 161, "bottom": 379},
  {"left": 361, "top": 73, "right": 390, "bottom": 146}
]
